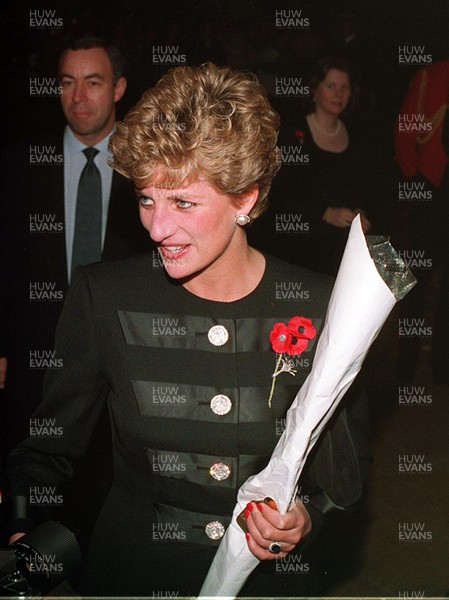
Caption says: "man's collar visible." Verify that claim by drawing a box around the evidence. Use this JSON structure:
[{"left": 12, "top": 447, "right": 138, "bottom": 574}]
[{"left": 64, "top": 125, "right": 115, "bottom": 157}]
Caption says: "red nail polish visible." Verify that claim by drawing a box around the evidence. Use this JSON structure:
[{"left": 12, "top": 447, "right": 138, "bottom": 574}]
[
  {"left": 247, "top": 503, "right": 254, "bottom": 512},
  {"left": 257, "top": 502, "right": 263, "bottom": 512},
  {"left": 244, "top": 509, "right": 250, "bottom": 519},
  {"left": 246, "top": 533, "right": 251, "bottom": 541}
]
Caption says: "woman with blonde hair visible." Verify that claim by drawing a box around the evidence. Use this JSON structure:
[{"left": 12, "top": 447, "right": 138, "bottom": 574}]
[{"left": 6, "top": 62, "right": 368, "bottom": 596}]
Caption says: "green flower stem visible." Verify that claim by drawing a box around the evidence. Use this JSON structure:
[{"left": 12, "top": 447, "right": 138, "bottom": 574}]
[{"left": 268, "top": 353, "right": 283, "bottom": 408}]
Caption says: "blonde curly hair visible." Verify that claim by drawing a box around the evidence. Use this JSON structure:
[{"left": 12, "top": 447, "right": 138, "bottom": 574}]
[{"left": 110, "top": 62, "right": 281, "bottom": 218}]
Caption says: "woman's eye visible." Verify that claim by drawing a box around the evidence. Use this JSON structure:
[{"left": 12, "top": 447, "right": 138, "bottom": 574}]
[
  {"left": 139, "top": 196, "right": 154, "bottom": 207},
  {"left": 177, "top": 199, "right": 194, "bottom": 209}
]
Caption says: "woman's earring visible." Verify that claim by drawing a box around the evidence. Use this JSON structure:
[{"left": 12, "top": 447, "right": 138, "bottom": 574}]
[{"left": 234, "top": 214, "right": 251, "bottom": 226}]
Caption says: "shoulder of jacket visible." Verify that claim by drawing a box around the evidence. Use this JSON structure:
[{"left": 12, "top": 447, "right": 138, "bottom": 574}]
[
  {"left": 264, "top": 253, "right": 334, "bottom": 289},
  {"left": 82, "top": 253, "right": 160, "bottom": 285}
]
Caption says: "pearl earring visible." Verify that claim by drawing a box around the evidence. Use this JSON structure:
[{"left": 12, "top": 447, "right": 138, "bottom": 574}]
[{"left": 234, "top": 214, "right": 251, "bottom": 226}]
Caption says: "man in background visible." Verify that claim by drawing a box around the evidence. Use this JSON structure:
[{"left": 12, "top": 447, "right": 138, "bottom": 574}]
[{"left": 0, "top": 37, "right": 150, "bottom": 460}]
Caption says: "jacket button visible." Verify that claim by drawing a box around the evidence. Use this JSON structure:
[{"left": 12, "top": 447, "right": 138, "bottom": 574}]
[
  {"left": 207, "top": 325, "right": 229, "bottom": 346},
  {"left": 210, "top": 462, "right": 231, "bottom": 481},
  {"left": 205, "top": 521, "right": 226, "bottom": 540},
  {"left": 210, "top": 394, "right": 232, "bottom": 415}
]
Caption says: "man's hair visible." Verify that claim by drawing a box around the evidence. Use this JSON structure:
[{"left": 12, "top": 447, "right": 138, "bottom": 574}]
[
  {"left": 59, "top": 36, "right": 126, "bottom": 83},
  {"left": 110, "top": 62, "right": 281, "bottom": 219}
]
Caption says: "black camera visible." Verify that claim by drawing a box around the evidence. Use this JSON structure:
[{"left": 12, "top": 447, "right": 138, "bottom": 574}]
[{"left": 0, "top": 521, "right": 81, "bottom": 597}]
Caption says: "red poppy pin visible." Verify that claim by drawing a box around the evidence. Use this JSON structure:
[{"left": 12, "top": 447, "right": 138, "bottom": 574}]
[
  {"left": 268, "top": 316, "right": 316, "bottom": 407},
  {"left": 294, "top": 130, "right": 305, "bottom": 142}
]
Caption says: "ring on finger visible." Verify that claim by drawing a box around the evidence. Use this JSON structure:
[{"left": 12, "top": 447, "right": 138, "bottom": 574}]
[{"left": 268, "top": 541, "right": 282, "bottom": 554}]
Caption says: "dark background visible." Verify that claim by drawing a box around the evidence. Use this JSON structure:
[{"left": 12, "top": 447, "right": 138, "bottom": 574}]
[
  {"left": 2, "top": 0, "right": 448, "bottom": 247},
  {"left": 2, "top": 0, "right": 448, "bottom": 141}
]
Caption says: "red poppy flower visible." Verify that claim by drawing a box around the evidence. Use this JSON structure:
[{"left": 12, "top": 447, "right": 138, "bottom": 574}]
[
  {"left": 286, "top": 335, "right": 308, "bottom": 356},
  {"left": 288, "top": 316, "right": 316, "bottom": 340},
  {"left": 268, "top": 316, "right": 314, "bottom": 406},
  {"left": 294, "top": 130, "right": 305, "bottom": 142},
  {"left": 270, "top": 323, "right": 292, "bottom": 354}
]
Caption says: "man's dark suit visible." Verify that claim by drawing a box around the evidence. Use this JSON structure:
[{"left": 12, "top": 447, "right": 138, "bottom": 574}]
[{"left": 0, "top": 132, "right": 152, "bottom": 459}]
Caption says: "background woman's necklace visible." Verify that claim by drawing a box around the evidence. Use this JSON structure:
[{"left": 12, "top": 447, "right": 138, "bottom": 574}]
[{"left": 312, "top": 113, "right": 341, "bottom": 137}]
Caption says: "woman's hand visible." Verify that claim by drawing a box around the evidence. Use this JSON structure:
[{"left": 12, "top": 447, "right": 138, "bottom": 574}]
[
  {"left": 322, "top": 206, "right": 357, "bottom": 228},
  {"left": 355, "top": 209, "right": 372, "bottom": 233},
  {"left": 9, "top": 532, "right": 26, "bottom": 545},
  {"left": 322, "top": 207, "right": 372, "bottom": 233},
  {"left": 244, "top": 500, "right": 311, "bottom": 560}
]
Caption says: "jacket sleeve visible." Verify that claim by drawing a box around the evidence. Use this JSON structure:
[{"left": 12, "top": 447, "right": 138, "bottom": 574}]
[
  {"left": 4, "top": 266, "right": 110, "bottom": 532},
  {"left": 275, "top": 378, "right": 371, "bottom": 558},
  {"left": 297, "top": 379, "right": 371, "bottom": 548}
]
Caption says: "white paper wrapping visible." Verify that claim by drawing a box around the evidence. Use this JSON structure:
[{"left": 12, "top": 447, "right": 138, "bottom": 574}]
[{"left": 198, "top": 216, "right": 413, "bottom": 599}]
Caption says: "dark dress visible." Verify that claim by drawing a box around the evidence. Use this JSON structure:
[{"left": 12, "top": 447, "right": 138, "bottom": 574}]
[
  {"left": 5, "top": 253, "right": 369, "bottom": 597},
  {"left": 249, "top": 116, "right": 372, "bottom": 275}
]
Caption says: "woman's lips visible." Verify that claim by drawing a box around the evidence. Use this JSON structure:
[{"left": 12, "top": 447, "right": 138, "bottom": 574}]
[{"left": 158, "top": 245, "right": 190, "bottom": 260}]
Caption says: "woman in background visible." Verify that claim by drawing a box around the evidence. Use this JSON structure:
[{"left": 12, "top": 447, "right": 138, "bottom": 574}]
[{"left": 251, "top": 57, "right": 373, "bottom": 274}]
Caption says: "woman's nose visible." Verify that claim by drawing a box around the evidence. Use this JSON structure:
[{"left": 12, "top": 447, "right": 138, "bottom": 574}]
[{"left": 143, "top": 205, "right": 177, "bottom": 242}]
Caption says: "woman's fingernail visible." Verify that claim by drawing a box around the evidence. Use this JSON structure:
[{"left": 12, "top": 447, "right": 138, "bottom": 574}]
[
  {"left": 244, "top": 509, "right": 250, "bottom": 519},
  {"left": 247, "top": 503, "right": 254, "bottom": 512},
  {"left": 246, "top": 533, "right": 251, "bottom": 541},
  {"left": 257, "top": 502, "right": 263, "bottom": 512}
]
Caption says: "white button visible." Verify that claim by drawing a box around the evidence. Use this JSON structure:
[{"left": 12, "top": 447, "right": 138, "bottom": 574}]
[
  {"left": 210, "top": 394, "right": 232, "bottom": 415},
  {"left": 210, "top": 462, "right": 231, "bottom": 481},
  {"left": 205, "top": 520, "right": 226, "bottom": 540},
  {"left": 207, "top": 325, "right": 229, "bottom": 346}
]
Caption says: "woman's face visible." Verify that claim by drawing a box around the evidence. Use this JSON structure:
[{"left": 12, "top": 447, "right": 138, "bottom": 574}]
[
  {"left": 138, "top": 179, "right": 254, "bottom": 282},
  {"left": 314, "top": 68, "right": 351, "bottom": 117}
]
